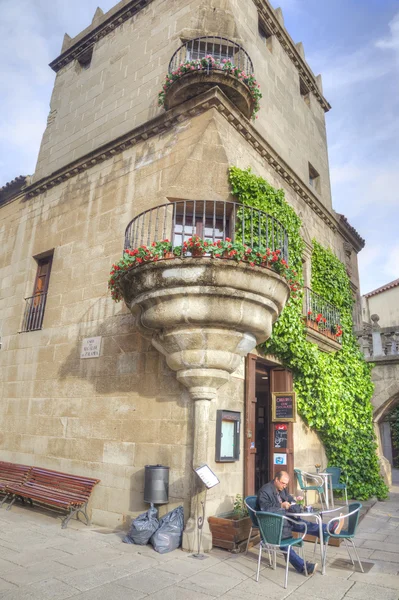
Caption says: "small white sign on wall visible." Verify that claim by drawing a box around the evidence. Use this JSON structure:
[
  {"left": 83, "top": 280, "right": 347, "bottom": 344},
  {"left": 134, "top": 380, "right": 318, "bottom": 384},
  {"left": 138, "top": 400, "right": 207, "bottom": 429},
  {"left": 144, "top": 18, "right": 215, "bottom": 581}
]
[{"left": 80, "top": 336, "right": 102, "bottom": 359}]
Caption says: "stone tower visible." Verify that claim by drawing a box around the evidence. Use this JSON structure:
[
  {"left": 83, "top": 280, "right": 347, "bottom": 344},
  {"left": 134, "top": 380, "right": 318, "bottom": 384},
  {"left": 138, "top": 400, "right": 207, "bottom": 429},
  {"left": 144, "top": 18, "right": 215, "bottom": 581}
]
[{"left": 0, "top": 0, "right": 364, "bottom": 550}]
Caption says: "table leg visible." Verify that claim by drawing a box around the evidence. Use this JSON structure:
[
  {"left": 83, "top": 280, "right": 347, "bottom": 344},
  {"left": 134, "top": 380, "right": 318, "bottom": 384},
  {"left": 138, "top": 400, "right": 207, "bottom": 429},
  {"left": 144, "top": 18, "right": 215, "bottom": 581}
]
[
  {"left": 317, "top": 515, "right": 325, "bottom": 574},
  {"left": 324, "top": 476, "right": 329, "bottom": 510}
]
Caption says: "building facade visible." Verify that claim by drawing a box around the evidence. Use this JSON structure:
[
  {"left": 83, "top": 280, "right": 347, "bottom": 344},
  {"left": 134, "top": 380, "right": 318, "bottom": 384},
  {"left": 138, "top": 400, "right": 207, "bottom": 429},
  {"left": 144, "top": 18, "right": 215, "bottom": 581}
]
[
  {"left": 0, "top": 0, "right": 365, "bottom": 549},
  {"left": 358, "top": 279, "right": 399, "bottom": 484}
]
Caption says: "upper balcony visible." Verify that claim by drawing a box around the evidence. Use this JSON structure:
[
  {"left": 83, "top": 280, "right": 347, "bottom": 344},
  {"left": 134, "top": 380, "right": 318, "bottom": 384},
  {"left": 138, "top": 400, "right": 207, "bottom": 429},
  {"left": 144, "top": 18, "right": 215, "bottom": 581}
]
[
  {"left": 158, "top": 37, "right": 260, "bottom": 120},
  {"left": 304, "top": 287, "right": 342, "bottom": 352}
]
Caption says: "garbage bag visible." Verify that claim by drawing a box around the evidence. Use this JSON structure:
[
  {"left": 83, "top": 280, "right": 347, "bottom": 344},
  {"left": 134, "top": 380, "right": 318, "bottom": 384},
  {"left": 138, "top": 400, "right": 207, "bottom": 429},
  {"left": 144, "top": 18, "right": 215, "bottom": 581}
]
[
  {"left": 123, "top": 506, "right": 159, "bottom": 545},
  {"left": 150, "top": 506, "right": 184, "bottom": 554}
]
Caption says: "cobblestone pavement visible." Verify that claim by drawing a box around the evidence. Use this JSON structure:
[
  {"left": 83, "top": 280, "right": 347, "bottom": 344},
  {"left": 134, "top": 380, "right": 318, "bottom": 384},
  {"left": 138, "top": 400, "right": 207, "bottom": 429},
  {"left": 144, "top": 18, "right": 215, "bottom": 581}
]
[{"left": 0, "top": 477, "right": 399, "bottom": 600}]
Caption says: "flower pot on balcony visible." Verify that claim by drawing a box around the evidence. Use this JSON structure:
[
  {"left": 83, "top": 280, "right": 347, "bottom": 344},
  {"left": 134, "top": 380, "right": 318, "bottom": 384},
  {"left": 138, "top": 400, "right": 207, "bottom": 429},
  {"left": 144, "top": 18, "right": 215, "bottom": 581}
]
[
  {"left": 163, "top": 251, "right": 175, "bottom": 259},
  {"left": 190, "top": 248, "right": 206, "bottom": 258},
  {"left": 208, "top": 513, "right": 259, "bottom": 553}
]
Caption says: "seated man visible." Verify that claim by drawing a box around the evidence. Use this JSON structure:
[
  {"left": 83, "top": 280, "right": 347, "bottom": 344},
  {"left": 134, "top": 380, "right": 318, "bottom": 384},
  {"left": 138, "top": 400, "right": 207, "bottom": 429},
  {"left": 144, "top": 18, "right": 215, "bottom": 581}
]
[{"left": 257, "top": 470, "right": 342, "bottom": 576}]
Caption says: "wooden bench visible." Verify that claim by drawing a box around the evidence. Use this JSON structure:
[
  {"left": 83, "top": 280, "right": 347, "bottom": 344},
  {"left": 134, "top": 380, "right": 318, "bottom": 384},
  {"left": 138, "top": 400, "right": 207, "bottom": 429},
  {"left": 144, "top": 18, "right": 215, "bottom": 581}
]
[
  {"left": 0, "top": 461, "right": 32, "bottom": 507},
  {"left": 5, "top": 466, "right": 100, "bottom": 529}
]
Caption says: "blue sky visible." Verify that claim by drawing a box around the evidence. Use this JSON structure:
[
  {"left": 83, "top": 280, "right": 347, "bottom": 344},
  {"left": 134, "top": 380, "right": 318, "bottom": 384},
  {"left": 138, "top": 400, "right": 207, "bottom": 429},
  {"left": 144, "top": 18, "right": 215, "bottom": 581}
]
[{"left": 0, "top": 0, "right": 398, "bottom": 295}]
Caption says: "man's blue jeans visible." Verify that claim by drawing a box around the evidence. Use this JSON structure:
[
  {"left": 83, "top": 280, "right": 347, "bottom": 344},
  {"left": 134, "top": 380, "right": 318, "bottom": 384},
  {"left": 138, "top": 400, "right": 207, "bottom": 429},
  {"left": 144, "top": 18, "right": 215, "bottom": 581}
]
[{"left": 280, "top": 520, "right": 327, "bottom": 573}]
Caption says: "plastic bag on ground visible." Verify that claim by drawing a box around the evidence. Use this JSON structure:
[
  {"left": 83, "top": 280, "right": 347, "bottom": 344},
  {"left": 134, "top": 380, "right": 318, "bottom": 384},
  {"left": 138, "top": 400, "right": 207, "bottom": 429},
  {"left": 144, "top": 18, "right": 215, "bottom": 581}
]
[
  {"left": 123, "top": 506, "right": 159, "bottom": 545},
  {"left": 150, "top": 506, "right": 184, "bottom": 554}
]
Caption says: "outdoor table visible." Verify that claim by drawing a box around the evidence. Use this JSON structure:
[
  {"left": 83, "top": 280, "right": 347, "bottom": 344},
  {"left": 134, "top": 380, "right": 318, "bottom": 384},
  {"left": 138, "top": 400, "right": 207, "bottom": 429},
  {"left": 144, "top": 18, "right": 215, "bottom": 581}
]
[
  {"left": 289, "top": 508, "right": 327, "bottom": 574},
  {"left": 316, "top": 472, "right": 334, "bottom": 509}
]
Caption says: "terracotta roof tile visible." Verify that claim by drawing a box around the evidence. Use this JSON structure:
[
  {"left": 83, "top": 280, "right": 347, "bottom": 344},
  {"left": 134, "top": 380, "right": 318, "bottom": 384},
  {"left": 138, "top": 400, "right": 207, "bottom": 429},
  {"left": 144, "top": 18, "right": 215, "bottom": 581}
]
[{"left": 365, "top": 278, "right": 399, "bottom": 298}]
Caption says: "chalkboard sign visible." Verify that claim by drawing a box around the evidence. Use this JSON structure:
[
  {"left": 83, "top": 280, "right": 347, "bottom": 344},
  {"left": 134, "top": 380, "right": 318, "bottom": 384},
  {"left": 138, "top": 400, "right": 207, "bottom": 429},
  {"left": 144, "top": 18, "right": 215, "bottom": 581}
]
[
  {"left": 274, "top": 424, "right": 288, "bottom": 448},
  {"left": 272, "top": 392, "right": 296, "bottom": 422}
]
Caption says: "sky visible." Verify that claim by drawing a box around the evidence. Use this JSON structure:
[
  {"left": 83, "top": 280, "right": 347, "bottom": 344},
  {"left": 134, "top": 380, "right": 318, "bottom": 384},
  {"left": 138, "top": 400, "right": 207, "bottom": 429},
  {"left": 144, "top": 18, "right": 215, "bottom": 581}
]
[{"left": 0, "top": 0, "right": 398, "bottom": 295}]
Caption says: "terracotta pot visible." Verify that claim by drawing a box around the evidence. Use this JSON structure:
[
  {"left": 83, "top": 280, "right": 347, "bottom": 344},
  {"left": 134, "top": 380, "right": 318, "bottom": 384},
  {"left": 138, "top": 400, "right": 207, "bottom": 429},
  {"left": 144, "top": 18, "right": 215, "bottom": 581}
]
[
  {"left": 190, "top": 248, "right": 205, "bottom": 257},
  {"left": 163, "top": 251, "right": 175, "bottom": 259}
]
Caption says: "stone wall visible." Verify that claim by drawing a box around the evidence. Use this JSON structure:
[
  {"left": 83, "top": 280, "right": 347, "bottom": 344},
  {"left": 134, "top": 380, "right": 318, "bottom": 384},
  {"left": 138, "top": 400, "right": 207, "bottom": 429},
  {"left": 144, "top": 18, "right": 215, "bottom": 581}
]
[{"left": 0, "top": 106, "right": 345, "bottom": 526}]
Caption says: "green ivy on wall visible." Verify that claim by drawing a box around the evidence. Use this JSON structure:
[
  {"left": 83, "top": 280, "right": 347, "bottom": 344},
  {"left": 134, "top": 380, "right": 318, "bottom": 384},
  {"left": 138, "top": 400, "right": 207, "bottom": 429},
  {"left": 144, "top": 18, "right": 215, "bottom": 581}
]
[{"left": 229, "top": 166, "right": 388, "bottom": 500}]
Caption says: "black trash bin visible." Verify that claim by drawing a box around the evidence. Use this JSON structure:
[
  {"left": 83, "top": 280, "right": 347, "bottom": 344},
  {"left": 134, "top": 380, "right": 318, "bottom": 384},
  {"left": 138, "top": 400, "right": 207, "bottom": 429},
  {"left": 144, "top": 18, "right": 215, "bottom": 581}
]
[{"left": 144, "top": 465, "right": 169, "bottom": 504}]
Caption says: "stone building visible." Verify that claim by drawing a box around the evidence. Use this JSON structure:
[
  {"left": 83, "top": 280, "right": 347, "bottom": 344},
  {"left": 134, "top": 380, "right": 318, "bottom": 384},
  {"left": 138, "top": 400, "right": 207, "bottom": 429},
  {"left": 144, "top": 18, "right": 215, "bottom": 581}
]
[
  {"left": 358, "top": 279, "right": 399, "bottom": 485},
  {"left": 0, "top": 0, "right": 365, "bottom": 549}
]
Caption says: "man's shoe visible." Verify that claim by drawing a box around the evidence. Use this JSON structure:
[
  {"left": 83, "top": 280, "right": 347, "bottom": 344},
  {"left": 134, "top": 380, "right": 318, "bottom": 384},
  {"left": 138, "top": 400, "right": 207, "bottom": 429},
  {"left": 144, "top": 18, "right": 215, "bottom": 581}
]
[
  {"left": 306, "top": 562, "right": 318, "bottom": 576},
  {"left": 331, "top": 513, "right": 344, "bottom": 535}
]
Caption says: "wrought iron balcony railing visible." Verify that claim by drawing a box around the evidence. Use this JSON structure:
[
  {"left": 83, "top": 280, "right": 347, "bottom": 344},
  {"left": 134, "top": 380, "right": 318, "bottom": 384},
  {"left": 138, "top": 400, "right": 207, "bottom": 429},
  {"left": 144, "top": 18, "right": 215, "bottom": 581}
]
[
  {"left": 124, "top": 200, "right": 289, "bottom": 262},
  {"left": 168, "top": 36, "right": 254, "bottom": 77},
  {"left": 304, "top": 287, "right": 342, "bottom": 344},
  {"left": 21, "top": 292, "right": 47, "bottom": 332}
]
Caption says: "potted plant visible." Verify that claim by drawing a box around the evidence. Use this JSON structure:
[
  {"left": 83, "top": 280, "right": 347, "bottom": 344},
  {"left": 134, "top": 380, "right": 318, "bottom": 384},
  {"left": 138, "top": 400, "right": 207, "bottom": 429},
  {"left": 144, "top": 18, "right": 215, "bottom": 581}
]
[{"left": 208, "top": 494, "right": 259, "bottom": 553}]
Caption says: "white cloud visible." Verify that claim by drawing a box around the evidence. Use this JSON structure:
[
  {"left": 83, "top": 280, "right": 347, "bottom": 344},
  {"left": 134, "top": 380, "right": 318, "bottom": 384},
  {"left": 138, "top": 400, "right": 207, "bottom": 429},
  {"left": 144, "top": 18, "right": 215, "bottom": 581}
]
[{"left": 376, "top": 12, "right": 399, "bottom": 54}]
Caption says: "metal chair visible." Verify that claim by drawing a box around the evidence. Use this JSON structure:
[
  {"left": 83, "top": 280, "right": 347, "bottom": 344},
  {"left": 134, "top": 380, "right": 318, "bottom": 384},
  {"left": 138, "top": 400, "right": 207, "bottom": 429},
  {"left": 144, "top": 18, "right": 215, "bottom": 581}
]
[
  {"left": 244, "top": 496, "right": 259, "bottom": 554},
  {"left": 325, "top": 467, "right": 348, "bottom": 505},
  {"left": 256, "top": 511, "right": 308, "bottom": 589},
  {"left": 294, "top": 468, "right": 326, "bottom": 509},
  {"left": 322, "top": 502, "right": 363, "bottom": 573},
  {"left": 245, "top": 496, "right": 272, "bottom": 565}
]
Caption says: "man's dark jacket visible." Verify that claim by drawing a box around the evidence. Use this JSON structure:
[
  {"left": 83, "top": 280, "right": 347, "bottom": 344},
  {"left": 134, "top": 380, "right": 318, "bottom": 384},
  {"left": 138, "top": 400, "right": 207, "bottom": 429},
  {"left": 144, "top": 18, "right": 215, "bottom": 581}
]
[{"left": 257, "top": 480, "right": 295, "bottom": 539}]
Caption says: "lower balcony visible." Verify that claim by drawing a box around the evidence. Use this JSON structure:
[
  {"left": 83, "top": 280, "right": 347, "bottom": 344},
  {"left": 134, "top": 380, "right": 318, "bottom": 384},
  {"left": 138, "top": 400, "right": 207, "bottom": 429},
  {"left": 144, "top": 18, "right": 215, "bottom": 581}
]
[
  {"left": 110, "top": 199, "right": 294, "bottom": 400},
  {"left": 304, "top": 287, "right": 342, "bottom": 352}
]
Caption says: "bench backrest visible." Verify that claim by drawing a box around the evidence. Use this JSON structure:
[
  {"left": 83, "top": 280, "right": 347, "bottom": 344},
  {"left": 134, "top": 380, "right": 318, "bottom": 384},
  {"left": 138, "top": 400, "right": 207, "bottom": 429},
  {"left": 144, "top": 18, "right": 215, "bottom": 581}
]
[
  {"left": 0, "top": 461, "right": 32, "bottom": 485},
  {"left": 27, "top": 467, "right": 100, "bottom": 501}
]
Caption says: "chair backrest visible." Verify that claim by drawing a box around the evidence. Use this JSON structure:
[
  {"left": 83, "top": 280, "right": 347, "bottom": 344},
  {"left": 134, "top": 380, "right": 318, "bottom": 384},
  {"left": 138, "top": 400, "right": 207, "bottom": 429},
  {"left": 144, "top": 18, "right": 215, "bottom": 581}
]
[
  {"left": 347, "top": 501, "right": 362, "bottom": 535},
  {"left": 256, "top": 511, "right": 284, "bottom": 546},
  {"left": 325, "top": 467, "right": 341, "bottom": 485},
  {"left": 294, "top": 468, "right": 305, "bottom": 489},
  {"left": 245, "top": 496, "right": 259, "bottom": 528}
]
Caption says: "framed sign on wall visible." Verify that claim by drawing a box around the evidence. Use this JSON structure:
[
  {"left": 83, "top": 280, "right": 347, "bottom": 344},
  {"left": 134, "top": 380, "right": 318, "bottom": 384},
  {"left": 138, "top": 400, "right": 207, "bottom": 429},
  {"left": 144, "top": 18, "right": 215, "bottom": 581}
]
[
  {"left": 215, "top": 410, "right": 241, "bottom": 462},
  {"left": 271, "top": 392, "right": 296, "bottom": 422}
]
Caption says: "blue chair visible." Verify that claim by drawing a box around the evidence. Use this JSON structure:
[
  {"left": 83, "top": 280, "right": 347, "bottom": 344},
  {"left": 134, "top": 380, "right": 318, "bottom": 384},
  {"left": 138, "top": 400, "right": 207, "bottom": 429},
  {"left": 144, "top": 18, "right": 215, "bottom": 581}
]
[
  {"left": 322, "top": 502, "right": 363, "bottom": 573},
  {"left": 245, "top": 496, "right": 272, "bottom": 565},
  {"left": 244, "top": 496, "right": 259, "bottom": 554},
  {"left": 325, "top": 467, "right": 348, "bottom": 505},
  {"left": 256, "top": 511, "right": 308, "bottom": 589},
  {"left": 294, "top": 468, "right": 326, "bottom": 509}
]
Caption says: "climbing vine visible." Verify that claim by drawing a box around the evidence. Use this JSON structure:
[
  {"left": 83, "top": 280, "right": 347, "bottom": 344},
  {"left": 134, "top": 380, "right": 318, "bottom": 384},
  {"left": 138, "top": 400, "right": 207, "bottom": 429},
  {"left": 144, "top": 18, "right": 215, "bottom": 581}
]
[{"left": 229, "top": 166, "right": 388, "bottom": 500}]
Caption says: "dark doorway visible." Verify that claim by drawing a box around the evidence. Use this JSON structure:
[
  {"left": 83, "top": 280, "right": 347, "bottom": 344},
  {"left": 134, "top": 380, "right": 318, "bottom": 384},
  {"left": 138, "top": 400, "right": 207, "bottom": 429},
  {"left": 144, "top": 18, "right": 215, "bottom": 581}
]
[
  {"left": 244, "top": 355, "right": 295, "bottom": 497},
  {"left": 255, "top": 361, "right": 271, "bottom": 491}
]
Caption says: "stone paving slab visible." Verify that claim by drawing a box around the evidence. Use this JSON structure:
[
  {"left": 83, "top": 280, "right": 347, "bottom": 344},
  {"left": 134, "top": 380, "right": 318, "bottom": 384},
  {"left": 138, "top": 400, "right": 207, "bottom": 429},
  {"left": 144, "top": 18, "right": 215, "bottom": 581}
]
[{"left": 1, "top": 479, "right": 399, "bottom": 599}]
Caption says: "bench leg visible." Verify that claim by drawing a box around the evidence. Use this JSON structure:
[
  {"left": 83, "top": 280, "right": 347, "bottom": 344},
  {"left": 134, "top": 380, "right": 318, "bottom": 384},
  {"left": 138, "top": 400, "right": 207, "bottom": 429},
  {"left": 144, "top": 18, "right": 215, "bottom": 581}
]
[
  {"left": 0, "top": 494, "right": 10, "bottom": 508},
  {"left": 77, "top": 503, "right": 90, "bottom": 526},
  {"left": 6, "top": 495, "right": 16, "bottom": 511},
  {"left": 62, "top": 503, "right": 90, "bottom": 529}
]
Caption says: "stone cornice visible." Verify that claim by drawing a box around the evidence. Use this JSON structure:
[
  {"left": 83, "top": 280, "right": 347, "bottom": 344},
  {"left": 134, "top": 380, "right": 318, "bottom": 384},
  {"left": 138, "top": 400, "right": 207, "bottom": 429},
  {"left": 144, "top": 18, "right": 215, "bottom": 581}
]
[
  {"left": 336, "top": 212, "right": 365, "bottom": 253},
  {"left": 49, "top": 0, "right": 152, "bottom": 73},
  {"left": 254, "top": 0, "right": 331, "bottom": 113},
  {"left": 24, "top": 87, "right": 337, "bottom": 233},
  {"left": 0, "top": 175, "right": 28, "bottom": 207}
]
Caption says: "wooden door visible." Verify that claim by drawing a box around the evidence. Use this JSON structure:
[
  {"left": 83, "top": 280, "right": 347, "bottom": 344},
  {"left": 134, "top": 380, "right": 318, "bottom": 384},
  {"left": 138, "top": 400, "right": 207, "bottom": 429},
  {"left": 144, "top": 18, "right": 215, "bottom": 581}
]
[
  {"left": 269, "top": 368, "right": 294, "bottom": 492},
  {"left": 33, "top": 256, "right": 52, "bottom": 304},
  {"left": 244, "top": 354, "right": 257, "bottom": 497}
]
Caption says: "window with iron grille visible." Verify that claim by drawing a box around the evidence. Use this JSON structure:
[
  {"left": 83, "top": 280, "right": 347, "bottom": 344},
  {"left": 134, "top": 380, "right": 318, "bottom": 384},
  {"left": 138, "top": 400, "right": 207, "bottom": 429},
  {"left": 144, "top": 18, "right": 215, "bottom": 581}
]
[{"left": 21, "top": 253, "right": 53, "bottom": 332}]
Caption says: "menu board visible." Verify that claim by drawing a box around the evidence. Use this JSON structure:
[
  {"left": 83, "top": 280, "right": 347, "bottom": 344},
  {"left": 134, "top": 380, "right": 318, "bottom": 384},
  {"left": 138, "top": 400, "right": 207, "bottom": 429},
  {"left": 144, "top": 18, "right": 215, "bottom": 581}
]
[
  {"left": 272, "top": 392, "right": 296, "bottom": 422},
  {"left": 194, "top": 465, "right": 220, "bottom": 489},
  {"left": 274, "top": 424, "right": 288, "bottom": 448}
]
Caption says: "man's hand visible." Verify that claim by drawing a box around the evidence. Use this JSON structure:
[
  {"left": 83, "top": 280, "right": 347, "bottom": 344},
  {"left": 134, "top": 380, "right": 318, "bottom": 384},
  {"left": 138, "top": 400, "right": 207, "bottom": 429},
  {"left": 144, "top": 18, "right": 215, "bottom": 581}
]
[{"left": 281, "top": 501, "right": 291, "bottom": 510}]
